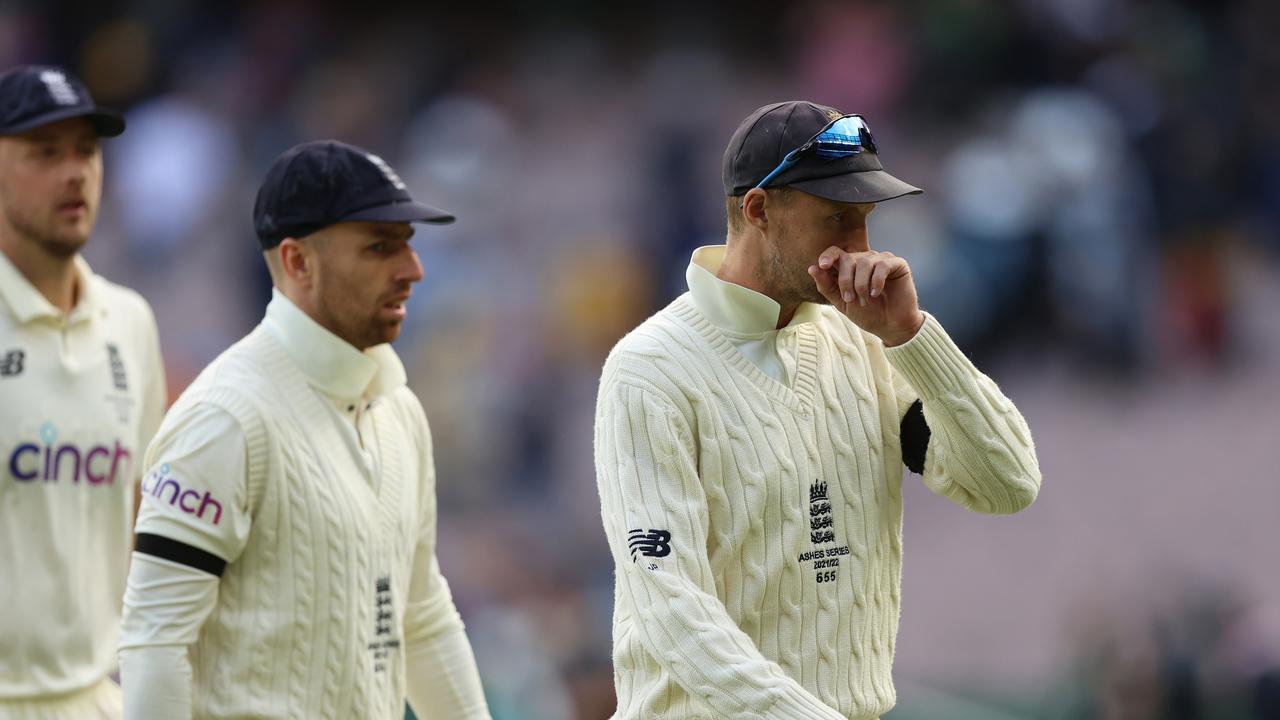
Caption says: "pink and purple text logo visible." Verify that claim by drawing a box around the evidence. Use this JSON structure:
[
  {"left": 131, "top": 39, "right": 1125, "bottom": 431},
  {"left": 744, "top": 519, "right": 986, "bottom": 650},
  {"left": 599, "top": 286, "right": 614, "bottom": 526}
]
[
  {"left": 7, "top": 421, "right": 132, "bottom": 485},
  {"left": 140, "top": 463, "right": 223, "bottom": 525}
]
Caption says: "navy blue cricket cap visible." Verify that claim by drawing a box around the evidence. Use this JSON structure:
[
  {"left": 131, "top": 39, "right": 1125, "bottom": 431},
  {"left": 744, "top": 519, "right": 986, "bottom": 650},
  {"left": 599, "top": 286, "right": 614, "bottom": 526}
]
[
  {"left": 253, "top": 140, "right": 455, "bottom": 249},
  {"left": 723, "top": 100, "right": 921, "bottom": 203},
  {"left": 0, "top": 65, "right": 125, "bottom": 137}
]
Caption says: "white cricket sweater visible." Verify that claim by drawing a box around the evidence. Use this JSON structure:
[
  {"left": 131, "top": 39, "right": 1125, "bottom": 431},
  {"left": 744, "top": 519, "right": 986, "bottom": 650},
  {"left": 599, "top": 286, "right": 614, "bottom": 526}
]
[
  {"left": 120, "top": 292, "right": 486, "bottom": 719},
  {"left": 594, "top": 255, "right": 1040, "bottom": 719},
  {"left": 0, "top": 250, "right": 165, "bottom": 703}
]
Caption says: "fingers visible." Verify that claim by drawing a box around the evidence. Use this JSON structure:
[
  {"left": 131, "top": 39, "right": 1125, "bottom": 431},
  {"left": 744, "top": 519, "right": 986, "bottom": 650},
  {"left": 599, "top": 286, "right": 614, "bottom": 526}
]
[
  {"left": 814, "top": 249, "right": 905, "bottom": 307},
  {"left": 869, "top": 253, "right": 902, "bottom": 300},
  {"left": 807, "top": 264, "right": 842, "bottom": 305},
  {"left": 839, "top": 252, "right": 877, "bottom": 307},
  {"left": 853, "top": 255, "right": 875, "bottom": 306},
  {"left": 833, "top": 253, "right": 853, "bottom": 304},
  {"left": 814, "top": 246, "right": 854, "bottom": 306},
  {"left": 816, "top": 246, "right": 844, "bottom": 271}
]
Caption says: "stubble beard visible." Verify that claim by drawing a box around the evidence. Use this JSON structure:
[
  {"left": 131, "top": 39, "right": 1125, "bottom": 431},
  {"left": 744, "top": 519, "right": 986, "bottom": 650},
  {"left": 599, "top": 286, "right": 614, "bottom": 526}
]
[
  {"left": 369, "top": 315, "right": 402, "bottom": 347},
  {"left": 3, "top": 202, "right": 88, "bottom": 259},
  {"left": 316, "top": 287, "right": 400, "bottom": 350},
  {"left": 763, "top": 234, "right": 828, "bottom": 308}
]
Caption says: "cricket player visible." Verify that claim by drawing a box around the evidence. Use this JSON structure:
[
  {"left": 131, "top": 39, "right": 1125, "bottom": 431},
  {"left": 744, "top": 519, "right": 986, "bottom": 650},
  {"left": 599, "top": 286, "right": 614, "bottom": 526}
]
[
  {"left": 117, "top": 140, "right": 490, "bottom": 719},
  {"left": 0, "top": 64, "right": 166, "bottom": 720},
  {"left": 594, "top": 100, "right": 1042, "bottom": 719}
]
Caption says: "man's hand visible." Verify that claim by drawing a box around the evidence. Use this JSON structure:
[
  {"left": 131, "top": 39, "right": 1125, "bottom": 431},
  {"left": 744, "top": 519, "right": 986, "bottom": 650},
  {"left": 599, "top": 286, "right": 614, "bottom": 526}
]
[{"left": 807, "top": 247, "right": 925, "bottom": 347}]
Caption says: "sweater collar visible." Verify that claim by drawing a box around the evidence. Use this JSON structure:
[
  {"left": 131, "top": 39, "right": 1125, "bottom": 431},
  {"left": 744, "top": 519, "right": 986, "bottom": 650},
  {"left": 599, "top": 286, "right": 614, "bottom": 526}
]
[
  {"left": 262, "top": 289, "right": 406, "bottom": 402},
  {"left": 686, "top": 245, "right": 822, "bottom": 334}
]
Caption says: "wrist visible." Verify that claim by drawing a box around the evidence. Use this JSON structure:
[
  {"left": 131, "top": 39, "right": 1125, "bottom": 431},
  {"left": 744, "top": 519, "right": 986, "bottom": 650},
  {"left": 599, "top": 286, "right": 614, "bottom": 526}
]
[{"left": 880, "top": 311, "right": 925, "bottom": 348}]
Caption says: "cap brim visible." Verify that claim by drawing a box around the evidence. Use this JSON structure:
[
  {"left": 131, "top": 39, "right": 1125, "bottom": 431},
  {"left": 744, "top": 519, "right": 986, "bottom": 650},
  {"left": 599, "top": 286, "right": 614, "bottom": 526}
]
[
  {"left": 788, "top": 169, "right": 922, "bottom": 204},
  {"left": 341, "top": 200, "right": 456, "bottom": 225},
  {"left": 2, "top": 107, "right": 125, "bottom": 137}
]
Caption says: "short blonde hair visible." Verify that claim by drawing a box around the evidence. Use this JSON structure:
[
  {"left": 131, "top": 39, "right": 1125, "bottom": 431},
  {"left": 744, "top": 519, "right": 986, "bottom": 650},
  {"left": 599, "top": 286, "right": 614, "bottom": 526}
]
[{"left": 725, "top": 188, "right": 794, "bottom": 236}]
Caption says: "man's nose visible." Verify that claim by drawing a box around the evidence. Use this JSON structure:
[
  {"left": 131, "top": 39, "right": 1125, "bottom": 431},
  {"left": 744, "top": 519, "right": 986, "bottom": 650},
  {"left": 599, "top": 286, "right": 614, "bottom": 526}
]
[
  {"left": 399, "top": 248, "right": 425, "bottom": 283},
  {"left": 62, "top": 156, "right": 90, "bottom": 188},
  {"left": 843, "top": 223, "right": 871, "bottom": 253}
]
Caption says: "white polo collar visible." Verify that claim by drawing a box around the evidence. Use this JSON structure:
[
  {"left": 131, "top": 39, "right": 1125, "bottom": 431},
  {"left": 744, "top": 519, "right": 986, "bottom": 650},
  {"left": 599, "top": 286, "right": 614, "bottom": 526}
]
[{"left": 0, "top": 248, "right": 106, "bottom": 326}]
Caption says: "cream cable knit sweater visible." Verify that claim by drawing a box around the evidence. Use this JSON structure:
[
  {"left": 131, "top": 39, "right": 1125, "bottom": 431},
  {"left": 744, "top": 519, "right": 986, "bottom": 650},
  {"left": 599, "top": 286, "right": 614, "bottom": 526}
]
[{"left": 595, "top": 293, "right": 1039, "bottom": 720}]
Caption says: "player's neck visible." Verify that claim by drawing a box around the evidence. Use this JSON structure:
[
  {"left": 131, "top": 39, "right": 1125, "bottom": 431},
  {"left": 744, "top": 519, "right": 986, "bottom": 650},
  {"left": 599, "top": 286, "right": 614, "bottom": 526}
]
[
  {"left": 0, "top": 230, "right": 80, "bottom": 315},
  {"left": 717, "top": 237, "right": 799, "bottom": 330}
]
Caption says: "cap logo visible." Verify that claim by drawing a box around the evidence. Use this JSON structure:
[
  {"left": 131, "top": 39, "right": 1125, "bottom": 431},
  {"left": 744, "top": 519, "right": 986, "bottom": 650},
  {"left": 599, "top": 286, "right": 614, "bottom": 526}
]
[
  {"left": 365, "top": 153, "right": 407, "bottom": 191},
  {"left": 824, "top": 108, "right": 842, "bottom": 121},
  {"left": 38, "top": 70, "right": 79, "bottom": 106}
]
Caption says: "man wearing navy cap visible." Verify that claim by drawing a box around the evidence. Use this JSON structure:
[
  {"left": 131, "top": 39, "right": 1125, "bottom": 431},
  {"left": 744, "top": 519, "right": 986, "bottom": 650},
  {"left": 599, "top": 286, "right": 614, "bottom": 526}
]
[
  {"left": 594, "top": 101, "right": 1042, "bottom": 718},
  {"left": 118, "top": 141, "right": 490, "bottom": 719},
  {"left": 0, "top": 65, "right": 165, "bottom": 720}
]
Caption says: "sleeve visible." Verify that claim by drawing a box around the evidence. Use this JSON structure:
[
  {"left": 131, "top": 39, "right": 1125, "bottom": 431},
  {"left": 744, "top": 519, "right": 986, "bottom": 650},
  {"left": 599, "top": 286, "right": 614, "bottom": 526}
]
[
  {"left": 595, "top": 377, "right": 847, "bottom": 720},
  {"left": 402, "top": 403, "right": 490, "bottom": 719},
  {"left": 120, "top": 402, "right": 249, "bottom": 719},
  {"left": 136, "top": 300, "right": 167, "bottom": 474},
  {"left": 884, "top": 313, "right": 1041, "bottom": 514},
  {"left": 404, "top": 624, "right": 491, "bottom": 720},
  {"left": 133, "top": 403, "right": 252, "bottom": 566},
  {"left": 118, "top": 554, "right": 218, "bottom": 720}
]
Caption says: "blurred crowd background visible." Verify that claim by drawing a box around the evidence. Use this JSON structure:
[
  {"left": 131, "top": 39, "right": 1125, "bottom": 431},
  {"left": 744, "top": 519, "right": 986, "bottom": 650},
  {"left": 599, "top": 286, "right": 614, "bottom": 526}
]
[{"left": 6, "top": 0, "right": 1279, "bottom": 717}]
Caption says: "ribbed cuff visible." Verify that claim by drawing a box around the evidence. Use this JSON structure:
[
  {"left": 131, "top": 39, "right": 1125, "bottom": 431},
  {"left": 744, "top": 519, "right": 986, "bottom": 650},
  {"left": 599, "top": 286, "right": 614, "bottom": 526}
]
[
  {"left": 769, "top": 685, "right": 851, "bottom": 720},
  {"left": 882, "top": 313, "right": 973, "bottom": 401}
]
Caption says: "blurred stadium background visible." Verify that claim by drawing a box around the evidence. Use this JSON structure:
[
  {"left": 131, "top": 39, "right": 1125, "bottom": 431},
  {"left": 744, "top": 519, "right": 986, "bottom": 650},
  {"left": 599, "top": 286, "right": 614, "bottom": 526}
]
[{"left": 8, "top": 0, "right": 1279, "bottom": 717}]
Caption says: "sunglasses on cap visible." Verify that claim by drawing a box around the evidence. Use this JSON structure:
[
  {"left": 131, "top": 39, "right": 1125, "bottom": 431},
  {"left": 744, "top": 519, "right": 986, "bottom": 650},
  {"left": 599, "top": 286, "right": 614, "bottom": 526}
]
[{"left": 753, "top": 114, "right": 879, "bottom": 190}]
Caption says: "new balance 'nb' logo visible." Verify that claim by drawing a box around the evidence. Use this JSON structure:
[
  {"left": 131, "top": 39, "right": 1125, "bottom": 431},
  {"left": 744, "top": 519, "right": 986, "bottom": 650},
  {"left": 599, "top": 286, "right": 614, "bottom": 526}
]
[
  {"left": 0, "top": 350, "right": 24, "bottom": 377},
  {"left": 628, "top": 529, "right": 671, "bottom": 560}
]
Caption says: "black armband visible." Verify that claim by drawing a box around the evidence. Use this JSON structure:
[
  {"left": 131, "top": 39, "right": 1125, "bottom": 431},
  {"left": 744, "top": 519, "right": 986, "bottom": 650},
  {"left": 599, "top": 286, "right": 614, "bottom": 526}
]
[
  {"left": 135, "top": 533, "right": 227, "bottom": 577},
  {"left": 900, "top": 400, "right": 930, "bottom": 474}
]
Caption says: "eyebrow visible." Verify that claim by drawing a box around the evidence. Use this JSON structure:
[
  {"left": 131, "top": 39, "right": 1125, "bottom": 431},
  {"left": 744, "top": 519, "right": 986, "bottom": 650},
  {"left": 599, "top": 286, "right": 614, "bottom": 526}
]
[
  {"left": 24, "top": 132, "right": 98, "bottom": 144},
  {"left": 371, "top": 226, "right": 413, "bottom": 241}
]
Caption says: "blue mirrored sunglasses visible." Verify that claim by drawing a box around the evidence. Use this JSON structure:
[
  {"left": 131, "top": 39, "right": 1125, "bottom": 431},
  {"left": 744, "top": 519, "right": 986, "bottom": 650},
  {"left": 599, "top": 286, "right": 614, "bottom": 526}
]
[{"left": 753, "top": 114, "right": 878, "bottom": 190}]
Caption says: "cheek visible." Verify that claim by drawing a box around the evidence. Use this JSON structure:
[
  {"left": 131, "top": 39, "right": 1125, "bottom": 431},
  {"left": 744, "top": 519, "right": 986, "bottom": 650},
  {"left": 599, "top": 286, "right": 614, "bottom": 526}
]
[
  {"left": 85, "top": 162, "right": 104, "bottom": 197},
  {"left": 339, "top": 265, "right": 384, "bottom": 309},
  {"left": 5, "top": 166, "right": 41, "bottom": 197},
  {"left": 789, "top": 220, "right": 836, "bottom": 257},
  {"left": 34, "top": 169, "right": 66, "bottom": 203},
  {"left": 337, "top": 270, "right": 369, "bottom": 302},
  {"left": 8, "top": 174, "right": 47, "bottom": 214}
]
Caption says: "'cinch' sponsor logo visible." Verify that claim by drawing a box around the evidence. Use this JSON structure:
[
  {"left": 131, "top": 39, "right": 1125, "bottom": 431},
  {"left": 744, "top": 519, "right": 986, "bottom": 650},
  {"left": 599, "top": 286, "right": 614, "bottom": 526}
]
[
  {"left": 6, "top": 421, "right": 131, "bottom": 485},
  {"left": 141, "top": 463, "right": 223, "bottom": 525}
]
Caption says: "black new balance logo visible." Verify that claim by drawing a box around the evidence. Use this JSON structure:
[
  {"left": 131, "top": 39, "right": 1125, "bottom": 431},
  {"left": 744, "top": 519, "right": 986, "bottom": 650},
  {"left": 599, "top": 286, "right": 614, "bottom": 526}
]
[
  {"left": 628, "top": 529, "right": 672, "bottom": 560},
  {"left": 0, "top": 349, "right": 23, "bottom": 377}
]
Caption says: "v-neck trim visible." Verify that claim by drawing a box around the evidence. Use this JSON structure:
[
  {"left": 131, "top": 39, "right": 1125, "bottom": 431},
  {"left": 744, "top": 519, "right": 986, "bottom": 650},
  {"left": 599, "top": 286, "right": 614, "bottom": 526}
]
[
  {"left": 670, "top": 294, "right": 818, "bottom": 414},
  {"left": 259, "top": 327, "right": 382, "bottom": 493}
]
